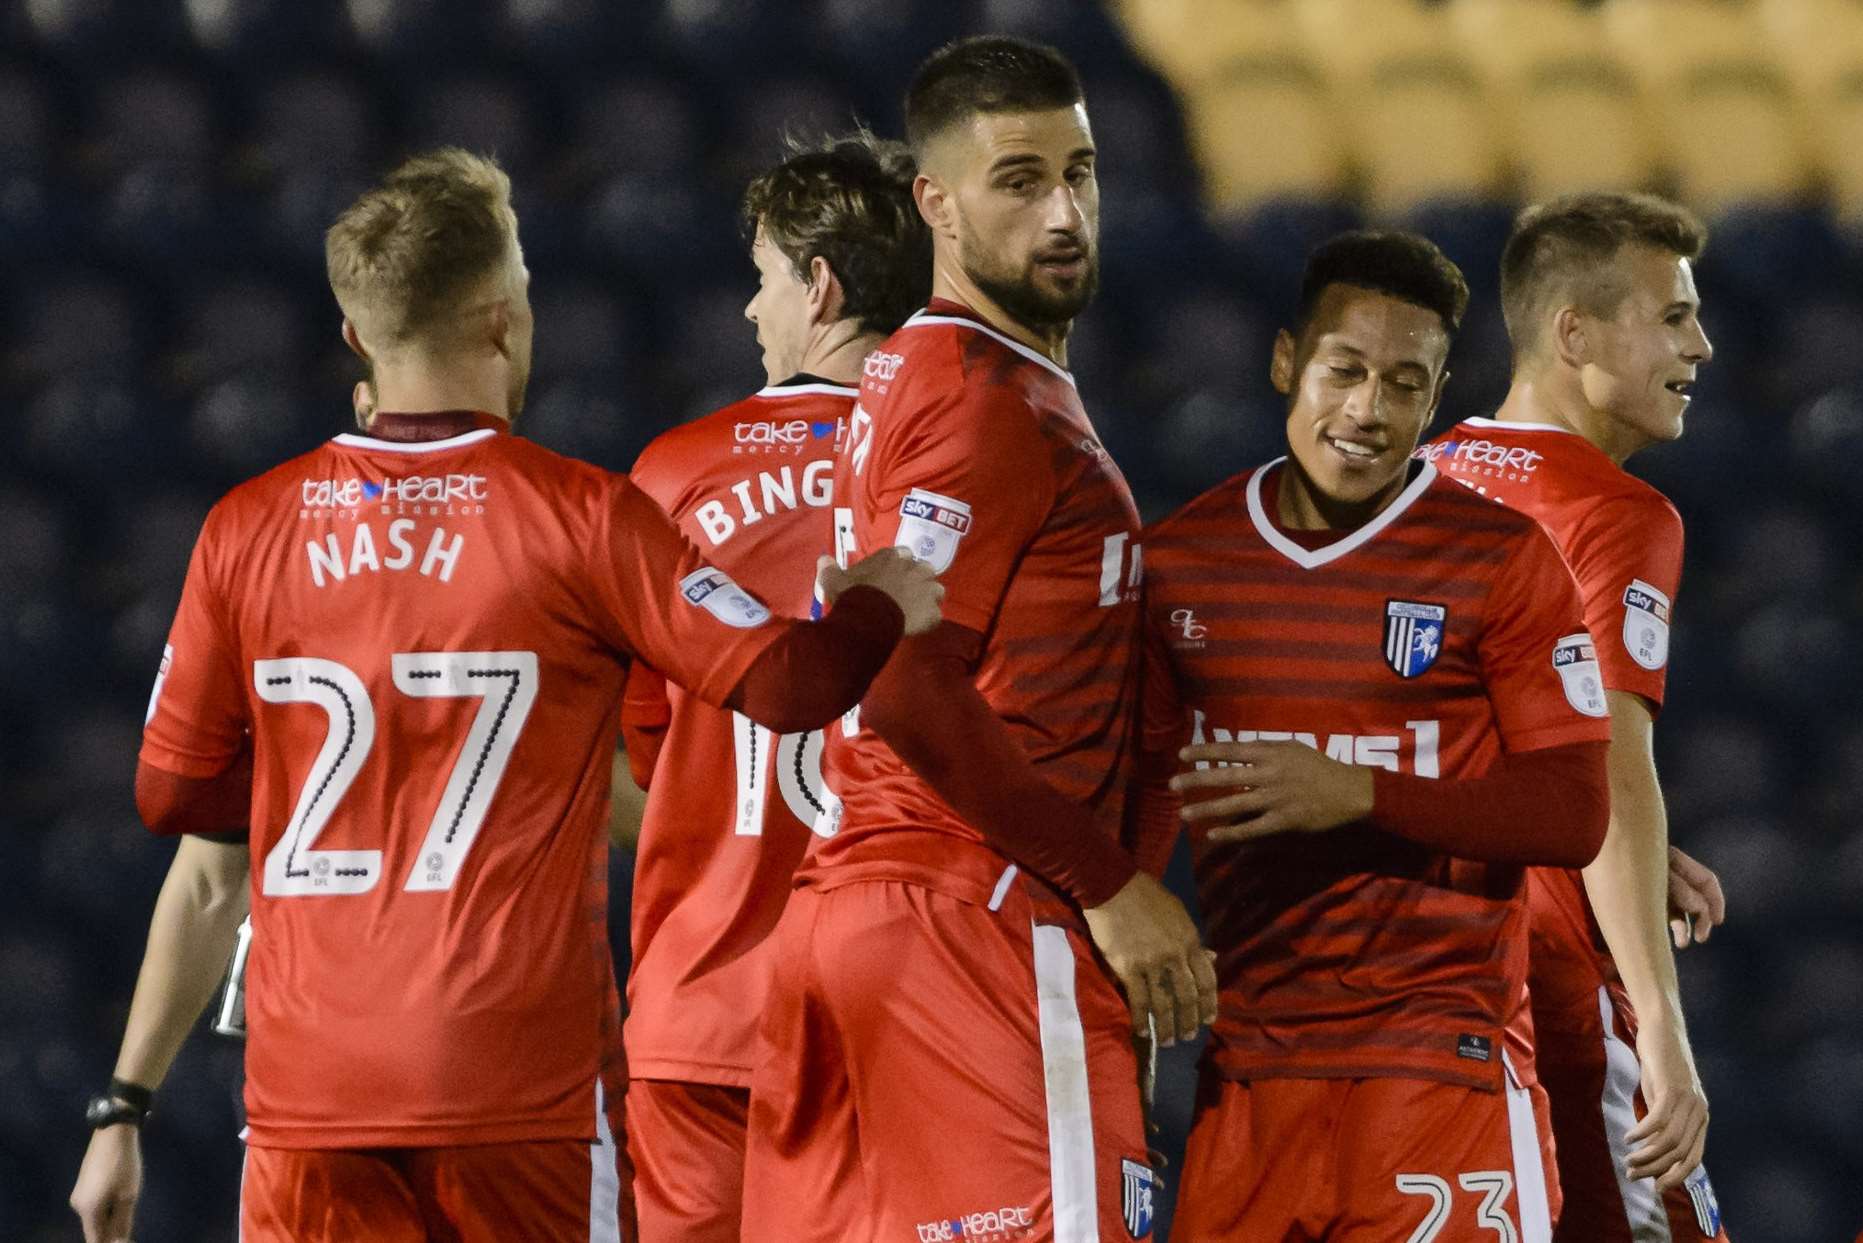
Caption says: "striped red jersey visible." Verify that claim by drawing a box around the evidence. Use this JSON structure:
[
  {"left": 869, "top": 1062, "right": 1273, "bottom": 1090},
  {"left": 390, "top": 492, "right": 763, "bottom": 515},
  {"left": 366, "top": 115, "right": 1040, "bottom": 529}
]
[
  {"left": 1140, "top": 459, "right": 1612, "bottom": 1090},
  {"left": 141, "top": 418, "right": 788, "bottom": 1148},
  {"left": 1423, "top": 417, "right": 1686, "bottom": 1028},
  {"left": 806, "top": 301, "right": 1144, "bottom": 903},
  {"left": 622, "top": 380, "right": 851, "bottom": 1087}
]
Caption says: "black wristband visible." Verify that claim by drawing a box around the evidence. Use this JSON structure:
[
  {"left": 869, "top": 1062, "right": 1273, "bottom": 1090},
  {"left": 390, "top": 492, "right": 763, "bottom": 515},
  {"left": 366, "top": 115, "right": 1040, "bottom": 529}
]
[{"left": 108, "top": 1078, "right": 154, "bottom": 1114}]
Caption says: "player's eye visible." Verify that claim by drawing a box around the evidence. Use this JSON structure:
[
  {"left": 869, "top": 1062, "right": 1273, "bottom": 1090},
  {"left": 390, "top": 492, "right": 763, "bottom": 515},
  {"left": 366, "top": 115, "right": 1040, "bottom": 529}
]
[{"left": 1064, "top": 165, "right": 1093, "bottom": 186}]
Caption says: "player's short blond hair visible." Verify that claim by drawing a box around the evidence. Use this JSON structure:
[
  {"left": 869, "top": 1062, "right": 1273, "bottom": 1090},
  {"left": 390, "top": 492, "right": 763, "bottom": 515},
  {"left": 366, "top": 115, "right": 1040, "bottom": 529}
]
[
  {"left": 326, "top": 148, "right": 516, "bottom": 348},
  {"left": 1501, "top": 192, "right": 1707, "bottom": 362}
]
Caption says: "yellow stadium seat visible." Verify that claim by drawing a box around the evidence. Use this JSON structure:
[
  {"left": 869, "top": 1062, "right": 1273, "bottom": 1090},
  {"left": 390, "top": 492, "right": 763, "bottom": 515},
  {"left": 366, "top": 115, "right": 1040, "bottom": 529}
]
[
  {"left": 1446, "top": 0, "right": 1609, "bottom": 91},
  {"left": 1817, "top": 75, "right": 1863, "bottom": 220},
  {"left": 1663, "top": 67, "right": 1817, "bottom": 211},
  {"left": 1351, "top": 61, "right": 1504, "bottom": 214},
  {"left": 1755, "top": 0, "right": 1863, "bottom": 100},
  {"left": 1289, "top": 0, "right": 1456, "bottom": 90},
  {"left": 1506, "top": 62, "right": 1657, "bottom": 201},
  {"left": 1183, "top": 60, "right": 1351, "bottom": 209},
  {"left": 1112, "top": 0, "right": 1298, "bottom": 87},
  {"left": 1599, "top": 0, "right": 1765, "bottom": 91}
]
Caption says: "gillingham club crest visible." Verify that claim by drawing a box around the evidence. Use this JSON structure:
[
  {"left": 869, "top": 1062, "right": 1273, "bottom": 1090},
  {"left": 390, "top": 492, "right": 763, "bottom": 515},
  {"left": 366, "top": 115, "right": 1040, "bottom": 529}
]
[
  {"left": 1384, "top": 600, "right": 1447, "bottom": 678},
  {"left": 1121, "top": 1158, "right": 1155, "bottom": 1238}
]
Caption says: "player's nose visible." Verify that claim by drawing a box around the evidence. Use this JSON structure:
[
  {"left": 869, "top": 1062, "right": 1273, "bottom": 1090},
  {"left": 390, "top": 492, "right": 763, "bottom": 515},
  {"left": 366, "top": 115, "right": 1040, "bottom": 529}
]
[
  {"left": 1042, "top": 183, "right": 1085, "bottom": 233},
  {"left": 1686, "top": 320, "right": 1713, "bottom": 364}
]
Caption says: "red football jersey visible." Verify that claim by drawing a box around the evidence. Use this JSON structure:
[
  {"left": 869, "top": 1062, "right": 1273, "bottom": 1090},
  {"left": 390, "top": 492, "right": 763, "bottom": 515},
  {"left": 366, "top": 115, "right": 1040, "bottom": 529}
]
[
  {"left": 1422, "top": 416, "right": 1686, "bottom": 1024},
  {"left": 1140, "top": 459, "right": 1612, "bottom": 1090},
  {"left": 141, "top": 418, "right": 789, "bottom": 1149},
  {"left": 622, "top": 380, "right": 852, "bottom": 1086},
  {"left": 806, "top": 300, "right": 1144, "bottom": 903}
]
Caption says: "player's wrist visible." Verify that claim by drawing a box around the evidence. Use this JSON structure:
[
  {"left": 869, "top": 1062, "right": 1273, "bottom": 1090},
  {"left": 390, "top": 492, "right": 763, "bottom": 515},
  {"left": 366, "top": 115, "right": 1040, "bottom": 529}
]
[{"left": 86, "top": 1078, "right": 154, "bottom": 1129}]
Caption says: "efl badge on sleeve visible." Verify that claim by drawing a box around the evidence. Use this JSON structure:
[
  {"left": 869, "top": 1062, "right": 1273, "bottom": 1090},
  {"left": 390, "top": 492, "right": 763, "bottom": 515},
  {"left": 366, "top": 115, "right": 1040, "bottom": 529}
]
[
  {"left": 1683, "top": 1166, "right": 1722, "bottom": 1236},
  {"left": 1384, "top": 600, "right": 1447, "bottom": 678},
  {"left": 1120, "top": 1158, "right": 1155, "bottom": 1238},
  {"left": 679, "top": 568, "right": 772, "bottom": 629},
  {"left": 894, "top": 488, "right": 972, "bottom": 573},
  {"left": 1622, "top": 577, "right": 1672, "bottom": 671},
  {"left": 1552, "top": 633, "right": 1609, "bottom": 717}
]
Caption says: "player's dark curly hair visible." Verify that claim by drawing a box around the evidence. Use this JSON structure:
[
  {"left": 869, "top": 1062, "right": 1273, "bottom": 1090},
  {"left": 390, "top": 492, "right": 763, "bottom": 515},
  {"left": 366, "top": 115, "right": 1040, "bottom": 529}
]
[
  {"left": 1294, "top": 230, "right": 1470, "bottom": 339},
  {"left": 1501, "top": 192, "right": 1707, "bottom": 360},
  {"left": 904, "top": 35, "right": 1083, "bottom": 154},
  {"left": 740, "top": 129, "right": 932, "bottom": 339}
]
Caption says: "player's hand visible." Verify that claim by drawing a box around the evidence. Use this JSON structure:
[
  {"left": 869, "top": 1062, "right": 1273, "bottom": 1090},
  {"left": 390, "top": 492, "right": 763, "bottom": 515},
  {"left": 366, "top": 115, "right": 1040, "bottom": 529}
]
[
  {"left": 70, "top": 1123, "right": 141, "bottom": 1243},
  {"left": 819, "top": 549, "right": 944, "bottom": 636},
  {"left": 1083, "top": 871, "right": 1219, "bottom": 1048},
  {"left": 1624, "top": 1016, "right": 1709, "bottom": 1191},
  {"left": 1667, "top": 845, "right": 1726, "bottom": 949},
  {"left": 1172, "top": 741, "right": 1374, "bottom": 844}
]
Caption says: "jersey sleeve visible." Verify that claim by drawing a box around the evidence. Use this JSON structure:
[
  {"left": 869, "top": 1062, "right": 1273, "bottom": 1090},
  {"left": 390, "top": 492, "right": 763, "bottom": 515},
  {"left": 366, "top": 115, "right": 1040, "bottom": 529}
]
[
  {"left": 855, "top": 380, "right": 1056, "bottom": 634},
  {"left": 619, "top": 659, "right": 672, "bottom": 789},
  {"left": 1566, "top": 493, "right": 1683, "bottom": 711},
  {"left": 1477, "top": 522, "right": 1616, "bottom": 754},
  {"left": 140, "top": 507, "right": 249, "bottom": 777},
  {"left": 587, "top": 476, "right": 781, "bottom": 707}
]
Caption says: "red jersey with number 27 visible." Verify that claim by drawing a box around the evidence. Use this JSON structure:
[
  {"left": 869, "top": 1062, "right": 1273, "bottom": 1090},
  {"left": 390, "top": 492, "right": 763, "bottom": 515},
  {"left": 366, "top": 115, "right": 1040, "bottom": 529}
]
[
  {"left": 1423, "top": 417, "right": 1685, "bottom": 1025},
  {"left": 140, "top": 420, "right": 787, "bottom": 1149},
  {"left": 807, "top": 301, "right": 1144, "bottom": 905},
  {"left": 1140, "top": 460, "right": 1612, "bottom": 1090},
  {"left": 622, "top": 381, "right": 852, "bottom": 1087}
]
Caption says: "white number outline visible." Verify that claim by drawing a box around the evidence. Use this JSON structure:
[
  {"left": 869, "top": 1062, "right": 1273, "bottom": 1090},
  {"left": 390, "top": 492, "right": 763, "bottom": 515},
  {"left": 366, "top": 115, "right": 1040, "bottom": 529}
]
[
  {"left": 731, "top": 712, "right": 833, "bottom": 839},
  {"left": 1458, "top": 1171, "right": 1519, "bottom": 1242},
  {"left": 255, "top": 651, "right": 536, "bottom": 897},
  {"left": 1396, "top": 1174, "right": 1453, "bottom": 1243},
  {"left": 1394, "top": 1171, "right": 1519, "bottom": 1243},
  {"left": 394, "top": 652, "right": 538, "bottom": 891}
]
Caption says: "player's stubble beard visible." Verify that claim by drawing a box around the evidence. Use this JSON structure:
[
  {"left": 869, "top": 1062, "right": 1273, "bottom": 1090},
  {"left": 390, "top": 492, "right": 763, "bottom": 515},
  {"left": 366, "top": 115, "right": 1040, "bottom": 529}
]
[{"left": 960, "top": 231, "right": 1100, "bottom": 337}]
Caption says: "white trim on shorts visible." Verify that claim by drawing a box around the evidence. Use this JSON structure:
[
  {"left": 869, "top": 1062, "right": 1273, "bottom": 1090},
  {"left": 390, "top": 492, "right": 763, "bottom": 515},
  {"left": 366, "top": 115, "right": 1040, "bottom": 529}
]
[
  {"left": 591, "top": 1077, "right": 623, "bottom": 1243},
  {"left": 1598, "top": 985, "right": 1674, "bottom": 1241},
  {"left": 1503, "top": 1051, "right": 1554, "bottom": 1243},
  {"left": 1031, "top": 922, "right": 1099, "bottom": 1243}
]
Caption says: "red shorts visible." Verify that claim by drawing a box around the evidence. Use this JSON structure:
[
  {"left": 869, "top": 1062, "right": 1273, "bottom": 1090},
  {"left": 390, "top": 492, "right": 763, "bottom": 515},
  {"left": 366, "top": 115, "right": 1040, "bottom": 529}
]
[
  {"left": 1538, "top": 984, "right": 1730, "bottom": 1242},
  {"left": 241, "top": 1088, "right": 634, "bottom": 1243},
  {"left": 1175, "top": 1060, "right": 1555, "bottom": 1242},
  {"left": 742, "top": 872, "right": 1155, "bottom": 1241},
  {"left": 626, "top": 1079, "right": 748, "bottom": 1243}
]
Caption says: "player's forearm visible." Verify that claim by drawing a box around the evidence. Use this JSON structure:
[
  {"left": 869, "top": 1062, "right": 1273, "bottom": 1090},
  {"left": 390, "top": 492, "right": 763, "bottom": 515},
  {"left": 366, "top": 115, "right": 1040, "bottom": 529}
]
[
  {"left": 1584, "top": 716, "right": 1687, "bottom": 1029},
  {"left": 1370, "top": 740, "right": 1610, "bottom": 865},
  {"left": 1126, "top": 748, "right": 1182, "bottom": 879},
  {"left": 725, "top": 586, "right": 903, "bottom": 734},
  {"left": 861, "top": 625, "right": 1138, "bottom": 907},
  {"left": 113, "top": 839, "right": 250, "bottom": 1091}
]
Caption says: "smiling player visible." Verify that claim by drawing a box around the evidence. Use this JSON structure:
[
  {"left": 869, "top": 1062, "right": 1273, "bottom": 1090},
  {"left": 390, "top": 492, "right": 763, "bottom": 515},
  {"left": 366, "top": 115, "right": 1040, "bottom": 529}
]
[
  {"left": 1423, "top": 192, "right": 1730, "bottom": 1242},
  {"left": 1135, "top": 231, "right": 1612, "bottom": 1241}
]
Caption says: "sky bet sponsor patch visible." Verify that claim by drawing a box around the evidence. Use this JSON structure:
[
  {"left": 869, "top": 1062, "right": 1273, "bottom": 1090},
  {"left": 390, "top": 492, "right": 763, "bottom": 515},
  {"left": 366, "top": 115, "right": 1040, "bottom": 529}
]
[
  {"left": 1552, "top": 633, "right": 1609, "bottom": 717},
  {"left": 1622, "top": 577, "right": 1673, "bottom": 671},
  {"left": 895, "top": 487, "right": 972, "bottom": 573},
  {"left": 678, "top": 567, "right": 771, "bottom": 629}
]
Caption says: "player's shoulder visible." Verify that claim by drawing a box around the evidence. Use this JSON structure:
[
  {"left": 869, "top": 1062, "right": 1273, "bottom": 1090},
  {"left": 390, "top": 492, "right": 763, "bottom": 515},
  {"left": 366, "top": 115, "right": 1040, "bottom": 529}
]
[
  {"left": 1142, "top": 467, "right": 1257, "bottom": 556},
  {"left": 1416, "top": 466, "right": 1553, "bottom": 563},
  {"left": 870, "top": 305, "right": 1067, "bottom": 412}
]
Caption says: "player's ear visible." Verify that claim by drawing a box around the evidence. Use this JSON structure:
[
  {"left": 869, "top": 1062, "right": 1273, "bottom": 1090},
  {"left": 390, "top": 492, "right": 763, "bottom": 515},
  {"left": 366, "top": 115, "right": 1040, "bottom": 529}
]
[
  {"left": 914, "top": 172, "right": 956, "bottom": 240},
  {"left": 807, "top": 255, "right": 844, "bottom": 325},
  {"left": 1551, "top": 305, "right": 1587, "bottom": 368},
  {"left": 487, "top": 298, "right": 512, "bottom": 360},
  {"left": 1269, "top": 329, "right": 1297, "bottom": 396},
  {"left": 340, "top": 318, "right": 371, "bottom": 365}
]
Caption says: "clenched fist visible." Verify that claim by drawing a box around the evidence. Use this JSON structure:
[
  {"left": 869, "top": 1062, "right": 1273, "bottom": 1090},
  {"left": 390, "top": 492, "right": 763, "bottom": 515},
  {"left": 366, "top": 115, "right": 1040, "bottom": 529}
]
[{"left": 818, "top": 549, "right": 944, "bottom": 636}]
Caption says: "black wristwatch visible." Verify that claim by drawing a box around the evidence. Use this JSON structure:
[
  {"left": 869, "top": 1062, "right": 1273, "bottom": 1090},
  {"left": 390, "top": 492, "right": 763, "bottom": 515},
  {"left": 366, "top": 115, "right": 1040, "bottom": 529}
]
[{"left": 85, "top": 1079, "right": 153, "bottom": 1130}]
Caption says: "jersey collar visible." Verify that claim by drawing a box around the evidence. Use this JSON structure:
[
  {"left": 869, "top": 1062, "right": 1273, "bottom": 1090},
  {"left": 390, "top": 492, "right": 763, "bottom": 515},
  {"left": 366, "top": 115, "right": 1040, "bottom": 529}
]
[
  {"left": 1245, "top": 457, "right": 1438, "bottom": 570},
  {"left": 902, "top": 298, "right": 1075, "bottom": 387}
]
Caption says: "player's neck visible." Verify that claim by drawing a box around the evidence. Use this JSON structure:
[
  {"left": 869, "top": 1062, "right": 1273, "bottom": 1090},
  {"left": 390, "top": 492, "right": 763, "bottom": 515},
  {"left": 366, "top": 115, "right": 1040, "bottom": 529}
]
[
  {"left": 1492, "top": 373, "right": 1643, "bottom": 466},
  {"left": 799, "top": 324, "right": 886, "bottom": 388},
  {"left": 930, "top": 265, "right": 1070, "bottom": 368},
  {"left": 1276, "top": 458, "right": 1410, "bottom": 533},
  {"left": 368, "top": 360, "right": 513, "bottom": 425}
]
